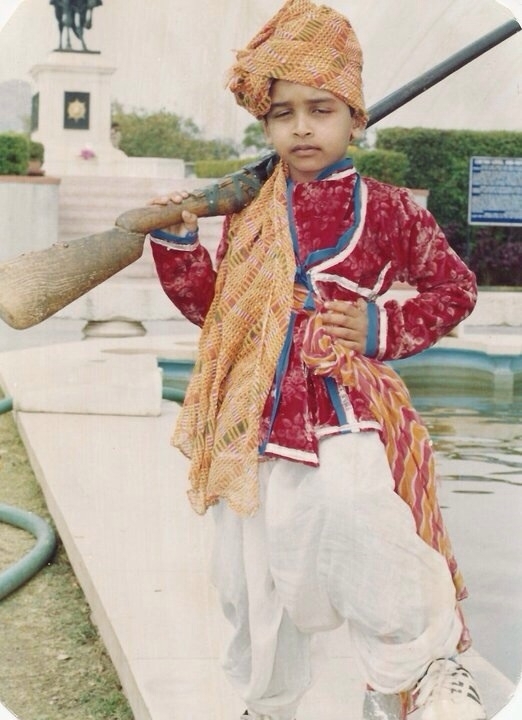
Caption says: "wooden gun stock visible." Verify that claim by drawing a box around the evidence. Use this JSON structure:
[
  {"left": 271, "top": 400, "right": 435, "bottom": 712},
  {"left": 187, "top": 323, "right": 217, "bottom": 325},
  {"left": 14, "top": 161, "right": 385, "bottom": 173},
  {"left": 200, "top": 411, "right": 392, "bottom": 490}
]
[{"left": 0, "top": 154, "right": 277, "bottom": 329}]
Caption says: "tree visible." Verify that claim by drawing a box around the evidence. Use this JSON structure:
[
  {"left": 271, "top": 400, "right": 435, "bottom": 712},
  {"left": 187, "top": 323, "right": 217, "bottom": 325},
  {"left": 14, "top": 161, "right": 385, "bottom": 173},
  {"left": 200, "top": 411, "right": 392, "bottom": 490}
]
[
  {"left": 111, "top": 104, "right": 238, "bottom": 161},
  {"left": 242, "top": 121, "right": 269, "bottom": 153}
]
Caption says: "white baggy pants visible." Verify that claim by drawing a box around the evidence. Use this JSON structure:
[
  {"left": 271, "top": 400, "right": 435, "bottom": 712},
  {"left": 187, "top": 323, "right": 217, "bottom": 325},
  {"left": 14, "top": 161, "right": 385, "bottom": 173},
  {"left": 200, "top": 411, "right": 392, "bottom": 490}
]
[{"left": 211, "top": 432, "right": 463, "bottom": 720}]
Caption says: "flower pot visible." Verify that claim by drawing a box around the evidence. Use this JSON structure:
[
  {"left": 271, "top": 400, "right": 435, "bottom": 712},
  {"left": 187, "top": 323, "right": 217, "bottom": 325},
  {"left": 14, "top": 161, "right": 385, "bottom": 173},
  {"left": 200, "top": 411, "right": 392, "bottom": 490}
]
[{"left": 27, "top": 159, "right": 45, "bottom": 176}]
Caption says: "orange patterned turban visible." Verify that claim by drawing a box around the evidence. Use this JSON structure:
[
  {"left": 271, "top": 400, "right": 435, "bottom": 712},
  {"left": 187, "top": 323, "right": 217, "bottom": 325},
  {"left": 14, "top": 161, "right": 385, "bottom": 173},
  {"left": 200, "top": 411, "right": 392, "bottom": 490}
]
[{"left": 226, "top": 0, "right": 368, "bottom": 129}]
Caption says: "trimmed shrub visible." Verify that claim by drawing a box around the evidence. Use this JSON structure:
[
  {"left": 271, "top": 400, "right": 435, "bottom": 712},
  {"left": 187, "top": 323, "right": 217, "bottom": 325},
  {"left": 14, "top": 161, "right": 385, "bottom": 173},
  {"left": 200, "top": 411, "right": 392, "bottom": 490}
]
[
  {"left": 29, "top": 140, "right": 44, "bottom": 162},
  {"left": 376, "top": 128, "right": 522, "bottom": 285},
  {"left": 194, "top": 157, "right": 258, "bottom": 178},
  {"left": 469, "top": 229, "right": 522, "bottom": 286},
  {"left": 376, "top": 128, "right": 522, "bottom": 230},
  {"left": 0, "top": 132, "right": 29, "bottom": 175},
  {"left": 195, "top": 150, "right": 409, "bottom": 185},
  {"left": 351, "top": 148, "right": 409, "bottom": 186}
]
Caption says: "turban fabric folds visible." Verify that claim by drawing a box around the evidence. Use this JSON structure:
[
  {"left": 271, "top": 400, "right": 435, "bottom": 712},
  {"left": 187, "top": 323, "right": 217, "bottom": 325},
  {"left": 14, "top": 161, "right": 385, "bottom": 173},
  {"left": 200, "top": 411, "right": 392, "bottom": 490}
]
[{"left": 226, "top": 0, "right": 368, "bottom": 129}]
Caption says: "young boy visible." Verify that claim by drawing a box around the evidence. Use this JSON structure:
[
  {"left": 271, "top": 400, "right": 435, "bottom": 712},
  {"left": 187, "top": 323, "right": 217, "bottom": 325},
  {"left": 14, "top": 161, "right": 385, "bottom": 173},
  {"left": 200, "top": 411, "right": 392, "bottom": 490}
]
[{"left": 149, "top": 1, "right": 487, "bottom": 718}]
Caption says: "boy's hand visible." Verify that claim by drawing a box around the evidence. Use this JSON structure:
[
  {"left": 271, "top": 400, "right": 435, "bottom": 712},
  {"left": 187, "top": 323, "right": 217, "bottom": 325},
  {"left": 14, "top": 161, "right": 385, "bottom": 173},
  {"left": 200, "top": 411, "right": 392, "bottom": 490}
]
[
  {"left": 149, "top": 190, "right": 198, "bottom": 237},
  {"left": 321, "top": 298, "right": 368, "bottom": 354}
]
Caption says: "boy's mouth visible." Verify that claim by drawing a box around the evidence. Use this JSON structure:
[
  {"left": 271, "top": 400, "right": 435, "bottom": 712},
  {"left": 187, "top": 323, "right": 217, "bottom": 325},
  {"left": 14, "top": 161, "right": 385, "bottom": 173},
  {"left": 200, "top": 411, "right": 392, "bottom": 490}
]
[{"left": 291, "top": 144, "right": 320, "bottom": 155}]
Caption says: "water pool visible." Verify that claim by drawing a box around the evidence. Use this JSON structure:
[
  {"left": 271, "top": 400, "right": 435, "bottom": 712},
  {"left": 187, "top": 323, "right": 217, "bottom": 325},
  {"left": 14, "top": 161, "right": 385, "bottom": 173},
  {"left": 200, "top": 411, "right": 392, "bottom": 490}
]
[{"left": 414, "top": 395, "right": 522, "bottom": 683}]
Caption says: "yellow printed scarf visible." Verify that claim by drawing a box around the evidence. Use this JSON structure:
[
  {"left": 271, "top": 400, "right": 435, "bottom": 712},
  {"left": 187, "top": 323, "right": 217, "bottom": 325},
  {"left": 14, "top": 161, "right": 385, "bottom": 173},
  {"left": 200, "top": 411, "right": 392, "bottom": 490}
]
[{"left": 172, "top": 161, "right": 295, "bottom": 516}]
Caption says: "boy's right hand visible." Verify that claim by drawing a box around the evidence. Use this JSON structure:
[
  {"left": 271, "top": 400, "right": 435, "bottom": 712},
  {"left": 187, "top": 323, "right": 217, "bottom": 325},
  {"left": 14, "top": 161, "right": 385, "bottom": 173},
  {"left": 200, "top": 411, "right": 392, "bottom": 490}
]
[{"left": 149, "top": 190, "right": 199, "bottom": 237}]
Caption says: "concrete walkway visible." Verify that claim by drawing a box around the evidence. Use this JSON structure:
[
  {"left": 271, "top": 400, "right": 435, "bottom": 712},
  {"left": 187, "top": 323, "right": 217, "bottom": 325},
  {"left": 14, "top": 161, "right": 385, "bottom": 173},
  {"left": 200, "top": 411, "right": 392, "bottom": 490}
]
[{"left": 0, "top": 332, "right": 517, "bottom": 720}]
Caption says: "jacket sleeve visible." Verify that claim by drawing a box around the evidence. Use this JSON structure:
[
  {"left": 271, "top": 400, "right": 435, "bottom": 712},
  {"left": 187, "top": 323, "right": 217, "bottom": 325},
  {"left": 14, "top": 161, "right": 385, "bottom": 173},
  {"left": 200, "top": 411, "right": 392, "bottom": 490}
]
[
  {"left": 375, "top": 188, "right": 477, "bottom": 360},
  {"left": 150, "top": 221, "right": 230, "bottom": 328}
]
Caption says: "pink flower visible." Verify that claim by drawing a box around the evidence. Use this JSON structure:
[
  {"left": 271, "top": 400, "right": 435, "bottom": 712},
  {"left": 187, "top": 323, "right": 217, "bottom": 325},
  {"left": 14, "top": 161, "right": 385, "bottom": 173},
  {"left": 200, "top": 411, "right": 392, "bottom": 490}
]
[{"left": 79, "top": 147, "right": 96, "bottom": 160}]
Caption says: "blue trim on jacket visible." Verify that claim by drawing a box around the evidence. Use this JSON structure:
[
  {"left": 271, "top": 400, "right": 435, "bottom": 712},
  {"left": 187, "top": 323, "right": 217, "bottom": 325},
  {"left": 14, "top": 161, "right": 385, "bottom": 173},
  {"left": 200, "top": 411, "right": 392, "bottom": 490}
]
[
  {"left": 365, "top": 302, "right": 379, "bottom": 358},
  {"left": 150, "top": 228, "right": 199, "bottom": 244}
]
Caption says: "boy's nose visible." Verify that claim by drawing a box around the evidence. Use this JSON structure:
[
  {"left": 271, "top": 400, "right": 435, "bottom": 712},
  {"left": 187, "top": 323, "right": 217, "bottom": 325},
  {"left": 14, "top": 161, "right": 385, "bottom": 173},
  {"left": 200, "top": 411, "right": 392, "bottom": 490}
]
[{"left": 293, "top": 114, "right": 312, "bottom": 136}]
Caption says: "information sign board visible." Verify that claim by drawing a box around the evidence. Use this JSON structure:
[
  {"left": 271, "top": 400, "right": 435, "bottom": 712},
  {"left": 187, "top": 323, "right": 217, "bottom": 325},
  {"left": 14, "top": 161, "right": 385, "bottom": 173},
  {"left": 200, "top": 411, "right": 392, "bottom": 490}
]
[{"left": 468, "top": 156, "right": 522, "bottom": 226}]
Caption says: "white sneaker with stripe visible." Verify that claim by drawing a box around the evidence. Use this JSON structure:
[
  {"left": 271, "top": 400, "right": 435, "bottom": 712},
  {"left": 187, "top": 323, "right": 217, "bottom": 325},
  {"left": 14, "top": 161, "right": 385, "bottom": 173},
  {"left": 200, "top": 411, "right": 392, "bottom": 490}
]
[{"left": 415, "top": 658, "right": 487, "bottom": 720}]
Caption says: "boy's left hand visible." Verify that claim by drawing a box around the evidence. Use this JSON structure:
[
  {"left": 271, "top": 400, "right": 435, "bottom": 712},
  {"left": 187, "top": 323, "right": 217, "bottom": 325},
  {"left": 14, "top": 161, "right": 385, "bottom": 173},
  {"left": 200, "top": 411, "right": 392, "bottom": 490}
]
[{"left": 321, "top": 298, "right": 368, "bottom": 354}]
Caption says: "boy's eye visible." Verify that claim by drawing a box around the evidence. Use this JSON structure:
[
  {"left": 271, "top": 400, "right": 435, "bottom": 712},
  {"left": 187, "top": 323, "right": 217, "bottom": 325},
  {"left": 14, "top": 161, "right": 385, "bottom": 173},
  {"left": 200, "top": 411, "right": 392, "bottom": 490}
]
[{"left": 268, "top": 105, "right": 333, "bottom": 119}]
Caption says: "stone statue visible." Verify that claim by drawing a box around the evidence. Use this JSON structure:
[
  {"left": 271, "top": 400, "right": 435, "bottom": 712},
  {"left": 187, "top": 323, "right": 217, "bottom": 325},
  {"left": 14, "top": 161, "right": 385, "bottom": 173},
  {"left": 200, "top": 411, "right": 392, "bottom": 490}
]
[{"left": 50, "top": 0, "right": 103, "bottom": 52}]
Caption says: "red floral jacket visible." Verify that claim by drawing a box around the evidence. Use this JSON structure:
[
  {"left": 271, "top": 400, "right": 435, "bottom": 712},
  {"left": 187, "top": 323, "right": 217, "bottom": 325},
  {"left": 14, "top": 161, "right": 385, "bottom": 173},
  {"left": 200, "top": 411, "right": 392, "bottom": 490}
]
[{"left": 151, "top": 164, "right": 477, "bottom": 464}]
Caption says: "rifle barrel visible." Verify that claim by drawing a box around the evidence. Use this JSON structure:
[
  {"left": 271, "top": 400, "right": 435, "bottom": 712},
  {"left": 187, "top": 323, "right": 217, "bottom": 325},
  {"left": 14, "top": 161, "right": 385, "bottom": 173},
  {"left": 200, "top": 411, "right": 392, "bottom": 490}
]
[{"left": 367, "top": 19, "right": 521, "bottom": 126}]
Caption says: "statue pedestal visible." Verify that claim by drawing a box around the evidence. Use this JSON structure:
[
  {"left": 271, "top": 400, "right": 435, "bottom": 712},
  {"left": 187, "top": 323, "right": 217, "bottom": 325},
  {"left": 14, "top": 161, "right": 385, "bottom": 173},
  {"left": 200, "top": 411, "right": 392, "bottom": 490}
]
[
  {"left": 30, "top": 51, "right": 123, "bottom": 176},
  {"left": 29, "top": 51, "right": 185, "bottom": 178}
]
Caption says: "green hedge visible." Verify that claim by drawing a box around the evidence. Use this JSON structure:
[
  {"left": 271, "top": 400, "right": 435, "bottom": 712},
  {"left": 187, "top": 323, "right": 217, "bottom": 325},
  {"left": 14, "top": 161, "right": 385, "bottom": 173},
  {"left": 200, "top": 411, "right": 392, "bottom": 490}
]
[
  {"left": 376, "top": 127, "right": 522, "bottom": 230},
  {"left": 195, "top": 149, "right": 409, "bottom": 185},
  {"left": 194, "top": 157, "right": 258, "bottom": 178},
  {"left": 376, "top": 128, "right": 522, "bottom": 284},
  {"left": 0, "top": 132, "right": 30, "bottom": 175},
  {"left": 351, "top": 148, "right": 409, "bottom": 186}
]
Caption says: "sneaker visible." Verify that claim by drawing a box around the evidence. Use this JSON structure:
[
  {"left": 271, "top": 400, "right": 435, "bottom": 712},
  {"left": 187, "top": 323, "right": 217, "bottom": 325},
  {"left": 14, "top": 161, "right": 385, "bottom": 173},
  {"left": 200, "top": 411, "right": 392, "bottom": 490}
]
[
  {"left": 415, "top": 658, "right": 487, "bottom": 719},
  {"left": 362, "top": 690, "right": 405, "bottom": 719}
]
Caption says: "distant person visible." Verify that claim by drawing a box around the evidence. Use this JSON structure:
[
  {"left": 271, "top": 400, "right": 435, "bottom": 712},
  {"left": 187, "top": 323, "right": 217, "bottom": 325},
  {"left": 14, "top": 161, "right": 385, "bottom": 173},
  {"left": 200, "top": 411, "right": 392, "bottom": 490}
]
[
  {"left": 110, "top": 122, "right": 121, "bottom": 149},
  {"left": 148, "top": 1, "right": 484, "bottom": 718}
]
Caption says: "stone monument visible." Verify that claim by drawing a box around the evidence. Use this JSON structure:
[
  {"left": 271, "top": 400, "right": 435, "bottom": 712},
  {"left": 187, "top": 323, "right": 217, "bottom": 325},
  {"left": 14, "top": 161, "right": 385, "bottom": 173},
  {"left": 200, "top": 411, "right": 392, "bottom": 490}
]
[
  {"left": 26, "top": 0, "right": 185, "bottom": 340},
  {"left": 29, "top": 1, "right": 184, "bottom": 178}
]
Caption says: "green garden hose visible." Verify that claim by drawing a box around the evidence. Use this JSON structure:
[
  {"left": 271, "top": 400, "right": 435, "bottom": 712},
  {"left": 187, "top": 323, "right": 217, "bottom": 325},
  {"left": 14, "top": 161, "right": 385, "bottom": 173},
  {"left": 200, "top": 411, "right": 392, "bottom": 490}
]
[
  {"left": 0, "top": 397, "right": 57, "bottom": 601},
  {"left": 0, "top": 502, "right": 57, "bottom": 601},
  {"left": 0, "top": 396, "right": 13, "bottom": 414}
]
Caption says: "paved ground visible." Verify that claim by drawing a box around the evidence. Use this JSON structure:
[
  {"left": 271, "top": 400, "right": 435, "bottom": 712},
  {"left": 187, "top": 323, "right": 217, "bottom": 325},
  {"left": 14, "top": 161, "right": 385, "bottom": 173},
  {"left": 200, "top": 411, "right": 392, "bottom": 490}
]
[{"left": 0, "top": 327, "right": 518, "bottom": 720}]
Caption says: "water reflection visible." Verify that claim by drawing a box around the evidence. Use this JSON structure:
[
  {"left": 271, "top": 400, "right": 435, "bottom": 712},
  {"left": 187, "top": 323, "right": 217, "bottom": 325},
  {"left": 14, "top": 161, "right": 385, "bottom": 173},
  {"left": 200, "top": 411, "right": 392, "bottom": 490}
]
[{"left": 414, "top": 395, "right": 522, "bottom": 684}]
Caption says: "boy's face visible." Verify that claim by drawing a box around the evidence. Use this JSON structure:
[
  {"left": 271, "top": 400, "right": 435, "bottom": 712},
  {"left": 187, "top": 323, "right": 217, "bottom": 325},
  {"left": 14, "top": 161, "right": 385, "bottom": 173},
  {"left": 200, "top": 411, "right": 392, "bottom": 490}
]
[{"left": 263, "top": 80, "right": 354, "bottom": 183}]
